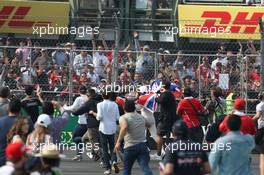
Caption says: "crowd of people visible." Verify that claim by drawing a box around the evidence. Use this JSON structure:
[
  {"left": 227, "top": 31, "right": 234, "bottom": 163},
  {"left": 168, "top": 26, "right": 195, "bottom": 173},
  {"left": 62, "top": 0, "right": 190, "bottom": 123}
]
[
  {"left": 0, "top": 34, "right": 261, "bottom": 102},
  {"left": 0, "top": 74, "right": 263, "bottom": 174}
]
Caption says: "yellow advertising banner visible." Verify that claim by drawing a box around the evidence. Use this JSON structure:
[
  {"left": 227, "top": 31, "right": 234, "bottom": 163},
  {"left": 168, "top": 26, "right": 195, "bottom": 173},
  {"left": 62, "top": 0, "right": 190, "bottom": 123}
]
[
  {"left": 178, "top": 5, "right": 264, "bottom": 40},
  {"left": 0, "top": 0, "right": 70, "bottom": 34}
]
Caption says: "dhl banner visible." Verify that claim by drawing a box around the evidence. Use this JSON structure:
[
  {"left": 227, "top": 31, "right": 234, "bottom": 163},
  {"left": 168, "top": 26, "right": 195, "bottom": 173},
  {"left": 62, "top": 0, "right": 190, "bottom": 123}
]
[
  {"left": 178, "top": 5, "right": 264, "bottom": 40},
  {"left": 0, "top": 0, "right": 69, "bottom": 34}
]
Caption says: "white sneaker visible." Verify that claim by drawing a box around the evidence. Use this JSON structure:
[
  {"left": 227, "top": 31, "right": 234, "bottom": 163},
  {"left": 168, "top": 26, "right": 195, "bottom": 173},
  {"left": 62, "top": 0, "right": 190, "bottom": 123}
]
[
  {"left": 150, "top": 153, "right": 162, "bottom": 161},
  {"left": 103, "top": 169, "right": 111, "bottom": 174},
  {"left": 72, "top": 155, "right": 82, "bottom": 161},
  {"left": 86, "top": 152, "right": 93, "bottom": 159}
]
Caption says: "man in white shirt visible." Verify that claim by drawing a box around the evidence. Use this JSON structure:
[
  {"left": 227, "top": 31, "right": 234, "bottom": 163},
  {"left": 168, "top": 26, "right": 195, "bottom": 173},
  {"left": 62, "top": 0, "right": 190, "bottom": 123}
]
[
  {"left": 90, "top": 91, "right": 120, "bottom": 174},
  {"left": 63, "top": 86, "right": 89, "bottom": 161},
  {"left": 73, "top": 47, "right": 93, "bottom": 76},
  {"left": 211, "top": 54, "right": 228, "bottom": 71},
  {"left": 253, "top": 92, "right": 264, "bottom": 129},
  {"left": 87, "top": 64, "right": 100, "bottom": 86},
  {"left": 93, "top": 46, "right": 108, "bottom": 79}
]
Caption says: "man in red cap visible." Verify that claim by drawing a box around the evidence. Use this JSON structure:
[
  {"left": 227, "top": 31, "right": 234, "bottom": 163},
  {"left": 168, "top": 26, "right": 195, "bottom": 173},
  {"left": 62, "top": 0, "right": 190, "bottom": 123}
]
[
  {"left": 0, "top": 142, "right": 28, "bottom": 175},
  {"left": 219, "top": 98, "right": 256, "bottom": 135}
]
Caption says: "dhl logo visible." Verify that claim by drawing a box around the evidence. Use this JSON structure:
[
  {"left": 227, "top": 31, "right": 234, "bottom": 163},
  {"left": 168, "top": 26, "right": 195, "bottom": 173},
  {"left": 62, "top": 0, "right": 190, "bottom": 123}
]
[
  {"left": 184, "top": 11, "right": 264, "bottom": 34},
  {"left": 0, "top": 6, "right": 52, "bottom": 28}
]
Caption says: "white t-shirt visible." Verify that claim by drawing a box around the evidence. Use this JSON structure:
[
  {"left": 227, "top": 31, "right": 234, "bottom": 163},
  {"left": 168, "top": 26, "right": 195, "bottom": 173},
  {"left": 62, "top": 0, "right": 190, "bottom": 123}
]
[
  {"left": 0, "top": 162, "right": 14, "bottom": 175},
  {"left": 256, "top": 101, "right": 264, "bottom": 129},
  {"left": 93, "top": 52, "right": 108, "bottom": 78},
  {"left": 211, "top": 58, "right": 228, "bottom": 70}
]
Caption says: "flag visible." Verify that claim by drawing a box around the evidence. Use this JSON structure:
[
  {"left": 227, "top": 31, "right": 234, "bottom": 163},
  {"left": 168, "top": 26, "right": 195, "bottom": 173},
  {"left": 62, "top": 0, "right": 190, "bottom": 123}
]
[
  {"left": 137, "top": 93, "right": 157, "bottom": 113},
  {"left": 151, "top": 80, "right": 183, "bottom": 99},
  {"left": 116, "top": 96, "right": 126, "bottom": 107}
]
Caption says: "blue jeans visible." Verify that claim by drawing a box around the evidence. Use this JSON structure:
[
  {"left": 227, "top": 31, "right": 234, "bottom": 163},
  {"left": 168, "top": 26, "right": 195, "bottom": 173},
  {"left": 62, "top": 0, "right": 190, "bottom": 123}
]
[
  {"left": 72, "top": 124, "right": 87, "bottom": 156},
  {"left": 123, "top": 143, "right": 153, "bottom": 175},
  {"left": 100, "top": 132, "right": 115, "bottom": 170}
]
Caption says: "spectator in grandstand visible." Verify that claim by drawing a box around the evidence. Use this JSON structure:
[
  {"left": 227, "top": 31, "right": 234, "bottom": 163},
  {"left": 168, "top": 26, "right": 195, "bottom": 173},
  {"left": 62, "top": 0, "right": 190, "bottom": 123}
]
[
  {"left": 89, "top": 90, "right": 120, "bottom": 174},
  {"left": 182, "top": 75, "right": 192, "bottom": 88},
  {"left": 33, "top": 48, "right": 53, "bottom": 71},
  {"left": 7, "top": 118, "right": 29, "bottom": 144},
  {"left": 73, "top": 46, "right": 93, "bottom": 76},
  {"left": 73, "top": 88, "right": 101, "bottom": 161},
  {"left": 253, "top": 92, "right": 264, "bottom": 129},
  {"left": 133, "top": 32, "right": 154, "bottom": 82},
  {"left": 20, "top": 59, "right": 37, "bottom": 85},
  {"left": 0, "top": 86, "right": 10, "bottom": 118},
  {"left": 26, "top": 114, "right": 52, "bottom": 153},
  {"left": 117, "top": 72, "right": 131, "bottom": 86},
  {"left": 4, "top": 69, "right": 18, "bottom": 90},
  {"left": 211, "top": 53, "right": 228, "bottom": 71},
  {"left": 209, "top": 115, "right": 255, "bottom": 175},
  {"left": 190, "top": 78, "right": 199, "bottom": 98},
  {"left": 197, "top": 56, "right": 210, "bottom": 88},
  {"left": 42, "top": 101, "right": 70, "bottom": 145},
  {"left": 205, "top": 87, "right": 226, "bottom": 124},
  {"left": 0, "top": 98, "right": 22, "bottom": 166},
  {"left": 87, "top": 64, "right": 100, "bottom": 86},
  {"left": 92, "top": 34, "right": 109, "bottom": 79},
  {"left": 152, "top": 81, "right": 178, "bottom": 160},
  {"left": 52, "top": 43, "right": 68, "bottom": 67},
  {"left": 115, "top": 100, "right": 153, "bottom": 175},
  {"left": 177, "top": 87, "right": 206, "bottom": 143},
  {"left": 15, "top": 39, "right": 31, "bottom": 64},
  {"left": 4, "top": 37, "right": 16, "bottom": 62},
  {"left": 63, "top": 86, "right": 88, "bottom": 161},
  {"left": 122, "top": 50, "right": 136, "bottom": 75},
  {"left": 219, "top": 98, "right": 256, "bottom": 135},
  {"left": 161, "top": 120, "right": 210, "bottom": 175},
  {"left": 35, "top": 68, "right": 50, "bottom": 91},
  {"left": 31, "top": 41, "right": 41, "bottom": 63},
  {"left": 34, "top": 144, "right": 64, "bottom": 175},
  {"left": 131, "top": 72, "right": 143, "bottom": 86},
  {"left": 21, "top": 85, "right": 43, "bottom": 124},
  {"left": 0, "top": 142, "right": 28, "bottom": 175}
]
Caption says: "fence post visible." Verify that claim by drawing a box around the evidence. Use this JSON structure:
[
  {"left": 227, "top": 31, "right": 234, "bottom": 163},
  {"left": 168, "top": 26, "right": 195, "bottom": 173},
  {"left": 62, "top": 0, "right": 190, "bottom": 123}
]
[
  {"left": 198, "top": 55, "right": 201, "bottom": 100},
  {"left": 112, "top": 12, "right": 120, "bottom": 83},
  {"left": 155, "top": 52, "right": 158, "bottom": 79},
  {"left": 259, "top": 17, "right": 264, "bottom": 92},
  {"left": 69, "top": 49, "right": 73, "bottom": 105}
]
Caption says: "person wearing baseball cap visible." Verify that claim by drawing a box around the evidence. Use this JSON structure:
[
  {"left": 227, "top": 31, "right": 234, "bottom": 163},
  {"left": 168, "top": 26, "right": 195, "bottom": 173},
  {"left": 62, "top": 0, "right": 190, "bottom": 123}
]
[
  {"left": 26, "top": 114, "right": 52, "bottom": 153},
  {"left": 0, "top": 142, "right": 28, "bottom": 175},
  {"left": 219, "top": 98, "right": 256, "bottom": 135}
]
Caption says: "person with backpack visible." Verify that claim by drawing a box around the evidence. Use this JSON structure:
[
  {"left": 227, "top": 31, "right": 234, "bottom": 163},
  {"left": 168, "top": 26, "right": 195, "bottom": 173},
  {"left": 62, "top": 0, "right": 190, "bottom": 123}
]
[{"left": 205, "top": 87, "right": 226, "bottom": 124}]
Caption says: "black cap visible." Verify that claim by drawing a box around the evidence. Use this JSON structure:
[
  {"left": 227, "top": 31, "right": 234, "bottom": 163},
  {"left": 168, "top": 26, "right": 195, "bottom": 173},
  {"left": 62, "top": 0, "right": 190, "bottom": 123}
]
[{"left": 172, "top": 120, "right": 188, "bottom": 135}]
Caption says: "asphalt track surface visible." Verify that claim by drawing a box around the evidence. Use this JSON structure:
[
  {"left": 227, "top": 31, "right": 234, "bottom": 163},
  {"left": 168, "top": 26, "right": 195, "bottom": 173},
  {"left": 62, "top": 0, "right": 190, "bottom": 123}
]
[{"left": 60, "top": 151, "right": 260, "bottom": 175}]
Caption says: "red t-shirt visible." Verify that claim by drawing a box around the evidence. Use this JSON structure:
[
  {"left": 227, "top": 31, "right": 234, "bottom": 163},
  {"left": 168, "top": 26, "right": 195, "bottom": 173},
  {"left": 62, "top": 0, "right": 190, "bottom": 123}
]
[
  {"left": 177, "top": 97, "right": 204, "bottom": 128},
  {"left": 199, "top": 64, "right": 210, "bottom": 79},
  {"left": 219, "top": 114, "right": 256, "bottom": 135}
]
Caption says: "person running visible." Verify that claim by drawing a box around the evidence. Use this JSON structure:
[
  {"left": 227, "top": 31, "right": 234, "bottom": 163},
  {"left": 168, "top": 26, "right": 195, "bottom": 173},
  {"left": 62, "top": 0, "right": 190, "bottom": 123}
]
[
  {"left": 209, "top": 115, "right": 255, "bottom": 175},
  {"left": 115, "top": 100, "right": 153, "bottom": 175},
  {"left": 90, "top": 90, "right": 120, "bottom": 174},
  {"left": 219, "top": 98, "right": 256, "bottom": 135},
  {"left": 153, "top": 81, "right": 178, "bottom": 160},
  {"left": 160, "top": 120, "right": 210, "bottom": 175},
  {"left": 63, "top": 86, "right": 89, "bottom": 161},
  {"left": 0, "top": 98, "right": 22, "bottom": 166},
  {"left": 177, "top": 87, "right": 206, "bottom": 143},
  {"left": 73, "top": 88, "right": 101, "bottom": 161}
]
